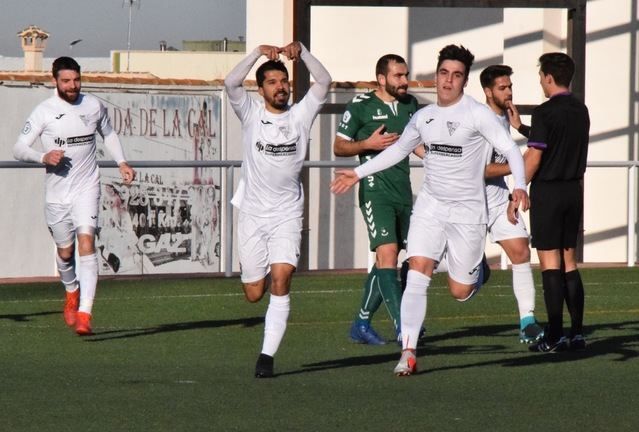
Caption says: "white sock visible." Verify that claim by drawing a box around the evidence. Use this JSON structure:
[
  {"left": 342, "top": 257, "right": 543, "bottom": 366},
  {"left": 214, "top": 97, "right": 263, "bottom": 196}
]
[
  {"left": 78, "top": 253, "right": 98, "bottom": 314},
  {"left": 512, "top": 262, "right": 535, "bottom": 320},
  {"left": 401, "top": 270, "right": 430, "bottom": 350},
  {"left": 56, "top": 254, "right": 78, "bottom": 292},
  {"left": 261, "top": 294, "right": 290, "bottom": 357}
]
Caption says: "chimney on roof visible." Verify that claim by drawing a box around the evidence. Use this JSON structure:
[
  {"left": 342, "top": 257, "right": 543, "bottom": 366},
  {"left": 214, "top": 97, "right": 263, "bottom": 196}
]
[{"left": 17, "top": 25, "right": 49, "bottom": 72}]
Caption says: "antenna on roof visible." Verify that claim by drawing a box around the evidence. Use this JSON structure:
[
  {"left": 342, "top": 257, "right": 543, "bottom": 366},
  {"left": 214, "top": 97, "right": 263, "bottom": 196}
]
[
  {"left": 122, "top": 0, "right": 141, "bottom": 72},
  {"left": 69, "top": 39, "right": 82, "bottom": 53}
]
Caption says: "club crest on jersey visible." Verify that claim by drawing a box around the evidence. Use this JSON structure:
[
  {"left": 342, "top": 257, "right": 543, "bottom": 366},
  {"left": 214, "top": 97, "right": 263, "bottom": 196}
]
[
  {"left": 79, "top": 115, "right": 90, "bottom": 127},
  {"left": 447, "top": 121, "right": 460, "bottom": 136},
  {"left": 279, "top": 126, "right": 290, "bottom": 138}
]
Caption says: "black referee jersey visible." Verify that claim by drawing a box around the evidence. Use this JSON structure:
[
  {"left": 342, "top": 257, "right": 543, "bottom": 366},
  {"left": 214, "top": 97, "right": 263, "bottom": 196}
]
[{"left": 527, "top": 93, "right": 590, "bottom": 182}]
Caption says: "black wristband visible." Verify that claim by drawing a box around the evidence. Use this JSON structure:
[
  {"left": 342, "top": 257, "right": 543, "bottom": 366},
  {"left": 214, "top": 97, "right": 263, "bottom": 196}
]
[
  {"left": 517, "top": 124, "right": 531, "bottom": 138},
  {"left": 508, "top": 193, "right": 513, "bottom": 201}
]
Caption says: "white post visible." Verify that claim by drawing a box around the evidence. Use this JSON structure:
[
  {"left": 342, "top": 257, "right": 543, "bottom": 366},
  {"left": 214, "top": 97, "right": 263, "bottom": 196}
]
[{"left": 628, "top": 164, "right": 636, "bottom": 267}]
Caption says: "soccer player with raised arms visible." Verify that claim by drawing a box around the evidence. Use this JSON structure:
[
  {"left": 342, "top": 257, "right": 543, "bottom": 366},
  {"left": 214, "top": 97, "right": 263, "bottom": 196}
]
[{"left": 225, "top": 41, "right": 331, "bottom": 377}]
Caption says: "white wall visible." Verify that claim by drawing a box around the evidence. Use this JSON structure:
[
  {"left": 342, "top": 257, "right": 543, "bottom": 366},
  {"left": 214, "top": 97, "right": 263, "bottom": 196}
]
[
  {"left": 245, "top": 1, "right": 638, "bottom": 266},
  {"left": 1, "top": 1, "right": 636, "bottom": 278},
  {"left": 0, "top": 85, "right": 56, "bottom": 277},
  {"left": 111, "top": 50, "right": 246, "bottom": 80}
]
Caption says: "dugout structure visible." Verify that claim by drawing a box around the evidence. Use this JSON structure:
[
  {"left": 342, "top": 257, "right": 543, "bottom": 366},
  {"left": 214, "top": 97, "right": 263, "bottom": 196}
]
[{"left": 292, "top": 0, "right": 588, "bottom": 268}]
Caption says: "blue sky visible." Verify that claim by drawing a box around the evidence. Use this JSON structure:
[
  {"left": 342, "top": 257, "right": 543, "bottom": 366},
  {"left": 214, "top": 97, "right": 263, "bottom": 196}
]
[{"left": 1, "top": 0, "right": 246, "bottom": 57}]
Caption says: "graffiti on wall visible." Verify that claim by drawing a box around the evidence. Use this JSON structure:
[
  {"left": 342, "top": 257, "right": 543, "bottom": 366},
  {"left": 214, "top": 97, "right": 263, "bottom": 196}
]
[{"left": 95, "top": 92, "right": 222, "bottom": 274}]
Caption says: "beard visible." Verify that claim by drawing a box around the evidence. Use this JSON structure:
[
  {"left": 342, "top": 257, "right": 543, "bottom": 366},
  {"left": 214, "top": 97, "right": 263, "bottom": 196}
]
[
  {"left": 386, "top": 83, "right": 410, "bottom": 103},
  {"left": 270, "top": 90, "right": 289, "bottom": 110},
  {"left": 57, "top": 84, "right": 80, "bottom": 103},
  {"left": 495, "top": 97, "right": 511, "bottom": 112}
]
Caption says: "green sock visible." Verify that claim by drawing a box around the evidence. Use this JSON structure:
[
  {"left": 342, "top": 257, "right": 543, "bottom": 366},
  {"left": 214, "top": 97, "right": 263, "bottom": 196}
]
[
  {"left": 376, "top": 268, "right": 402, "bottom": 333},
  {"left": 355, "top": 266, "right": 383, "bottom": 325}
]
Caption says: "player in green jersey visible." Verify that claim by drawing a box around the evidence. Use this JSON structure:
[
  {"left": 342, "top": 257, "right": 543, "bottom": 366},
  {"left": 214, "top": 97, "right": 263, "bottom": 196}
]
[{"left": 334, "top": 54, "right": 417, "bottom": 345}]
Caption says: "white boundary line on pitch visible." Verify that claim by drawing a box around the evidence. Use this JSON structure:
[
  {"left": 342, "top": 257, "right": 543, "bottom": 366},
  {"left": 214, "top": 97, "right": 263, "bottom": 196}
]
[{"left": 2, "top": 280, "right": 639, "bottom": 304}]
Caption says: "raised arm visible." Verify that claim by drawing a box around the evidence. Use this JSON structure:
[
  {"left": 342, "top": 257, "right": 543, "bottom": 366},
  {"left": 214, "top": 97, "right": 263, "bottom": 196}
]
[
  {"left": 224, "top": 45, "right": 280, "bottom": 102},
  {"left": 506, "top": 101, "right": 530, "bottom": 138},
  {"left": 477, "top": 106, "right": 529, "bottom": 211},
  {"left": 298, "top": 43, "right": 332, "bottom": 102}
]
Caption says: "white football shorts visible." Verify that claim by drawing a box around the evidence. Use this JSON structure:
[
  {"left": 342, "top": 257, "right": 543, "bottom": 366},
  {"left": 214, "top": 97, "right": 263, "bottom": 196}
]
[
  {"left": 237, "top": 211, "right": 302, "bottom": 283},
  {"left": 45, "top": 187, "right": 100, "bottom": 248},
  {"left": 407, "top": 210, "right": 486, "bottom": 285},
  {"left": 487, "top": 201, "right": 529, "bottom": 243}
]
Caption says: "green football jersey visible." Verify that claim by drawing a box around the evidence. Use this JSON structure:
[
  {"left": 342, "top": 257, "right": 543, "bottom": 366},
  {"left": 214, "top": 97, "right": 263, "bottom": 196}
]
[{"left": 337, "top": 91, "right": 417, "bottom": 205}]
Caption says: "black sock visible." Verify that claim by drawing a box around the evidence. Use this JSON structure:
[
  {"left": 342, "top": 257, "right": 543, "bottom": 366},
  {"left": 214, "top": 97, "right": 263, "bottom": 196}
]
[
  {"left": 541, "top": 269, "right": 565, "bottom": 342},
  {"left": 564, "top": 270, "right": 585, "bottom": 337}
]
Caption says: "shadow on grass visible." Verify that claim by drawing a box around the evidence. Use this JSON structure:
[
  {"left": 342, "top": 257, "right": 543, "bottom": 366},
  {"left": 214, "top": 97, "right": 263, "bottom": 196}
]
[
  {"left": 85, "top": 316, "right": 264, "bottom": 342},
  {"left": 0, "top": 311, "right": 59, "bottom": 322},
  {"left": 282, "top": 320, "right": 639, "bottom": 377}
]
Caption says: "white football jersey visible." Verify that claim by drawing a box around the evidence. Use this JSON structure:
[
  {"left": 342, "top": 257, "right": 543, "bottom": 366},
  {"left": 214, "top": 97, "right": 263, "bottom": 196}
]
[
  {"left": 229, "top": 91, "right": 323, "bottom": 218},
  {"left": 378, "top": 94, "right": 519, "bottom": 224},
  {"left": 15, "top": 92, "right": 112, "bottom": 204},
  {"left": 484, "top": 114, "right": 511, "bottom": 210}
]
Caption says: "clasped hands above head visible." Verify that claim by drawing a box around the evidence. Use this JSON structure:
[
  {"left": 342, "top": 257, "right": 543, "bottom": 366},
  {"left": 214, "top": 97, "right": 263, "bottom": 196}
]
[{"left": 259, "top": 41, "right": 302, "bottom": 62}]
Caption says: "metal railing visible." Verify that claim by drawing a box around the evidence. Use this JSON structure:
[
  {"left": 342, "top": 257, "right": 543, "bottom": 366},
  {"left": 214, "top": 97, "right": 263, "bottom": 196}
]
[{"left": 1, "top": 159, "right": 637, "bottom": 274}]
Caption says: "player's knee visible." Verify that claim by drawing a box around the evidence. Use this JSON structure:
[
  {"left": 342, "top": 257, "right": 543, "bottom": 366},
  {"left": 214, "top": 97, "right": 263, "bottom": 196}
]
[
  {"left": 243, "top": 288, "right": 264, "bottom": 303},
  {"left": 243, "top": 280, "right": 267, "bottom": 303},
  {"left": 509, "top": 247, "right": 530, "bottom": 265},
  {"left": 57, "top": 248, "right": 74, "bottom": 262},
  {"left": 77, "top": 230, "right": 96, "bottom": 255},
  {"left": 449, "top": 282, "right": 474, "bottom": 300}
]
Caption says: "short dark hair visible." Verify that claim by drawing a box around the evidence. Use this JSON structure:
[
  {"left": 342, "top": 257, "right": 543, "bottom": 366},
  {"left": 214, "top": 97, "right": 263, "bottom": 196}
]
[
  {"left": 256, "top": 60, "right": 289, "bottom": 87},
  {"left": 375, "top": 54, "right": 407, "bottom": 77},
  {"left": 538, "top": 52, "right": 574, "bottom": 88},
  {"left": 52, "top": 56, "right": 81, "bottom": 78},
  {"left": 480, "top": 65, "right": 513, "bottom": 89},
  {"left": 436, "top": 45, "right": 475, "bottom": 80}
]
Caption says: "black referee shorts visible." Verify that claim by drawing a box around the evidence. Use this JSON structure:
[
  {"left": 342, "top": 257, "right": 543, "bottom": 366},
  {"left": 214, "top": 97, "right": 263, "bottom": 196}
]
[{"left": 530, "top": 180, "right": 583, "bottom": 251}]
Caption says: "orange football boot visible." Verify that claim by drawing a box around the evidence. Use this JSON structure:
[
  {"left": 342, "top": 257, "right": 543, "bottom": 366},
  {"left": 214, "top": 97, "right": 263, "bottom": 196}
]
[
  {"left": 75, "top": 312, "right": 93, "bottom": 335},
  {"left": 63, "top": 290, "right": 80, "bottom": 326}
]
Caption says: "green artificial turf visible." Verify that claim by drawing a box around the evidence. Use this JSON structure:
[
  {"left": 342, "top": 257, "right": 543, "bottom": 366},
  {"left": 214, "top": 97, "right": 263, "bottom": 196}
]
[{"left": 0, "top": 268, "right": 637, "bottom": 431}]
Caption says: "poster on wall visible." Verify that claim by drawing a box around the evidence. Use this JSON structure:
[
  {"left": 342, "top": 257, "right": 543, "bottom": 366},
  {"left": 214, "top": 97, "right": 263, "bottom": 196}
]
[{"left": 94, "top": 92, "right": 221, "bottom": 275}]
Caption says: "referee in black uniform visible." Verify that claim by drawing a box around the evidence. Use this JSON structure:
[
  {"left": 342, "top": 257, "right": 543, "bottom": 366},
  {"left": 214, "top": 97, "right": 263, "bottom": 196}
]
[{"left": 524, "top": 52, "right": 590, "bottom": 352}]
